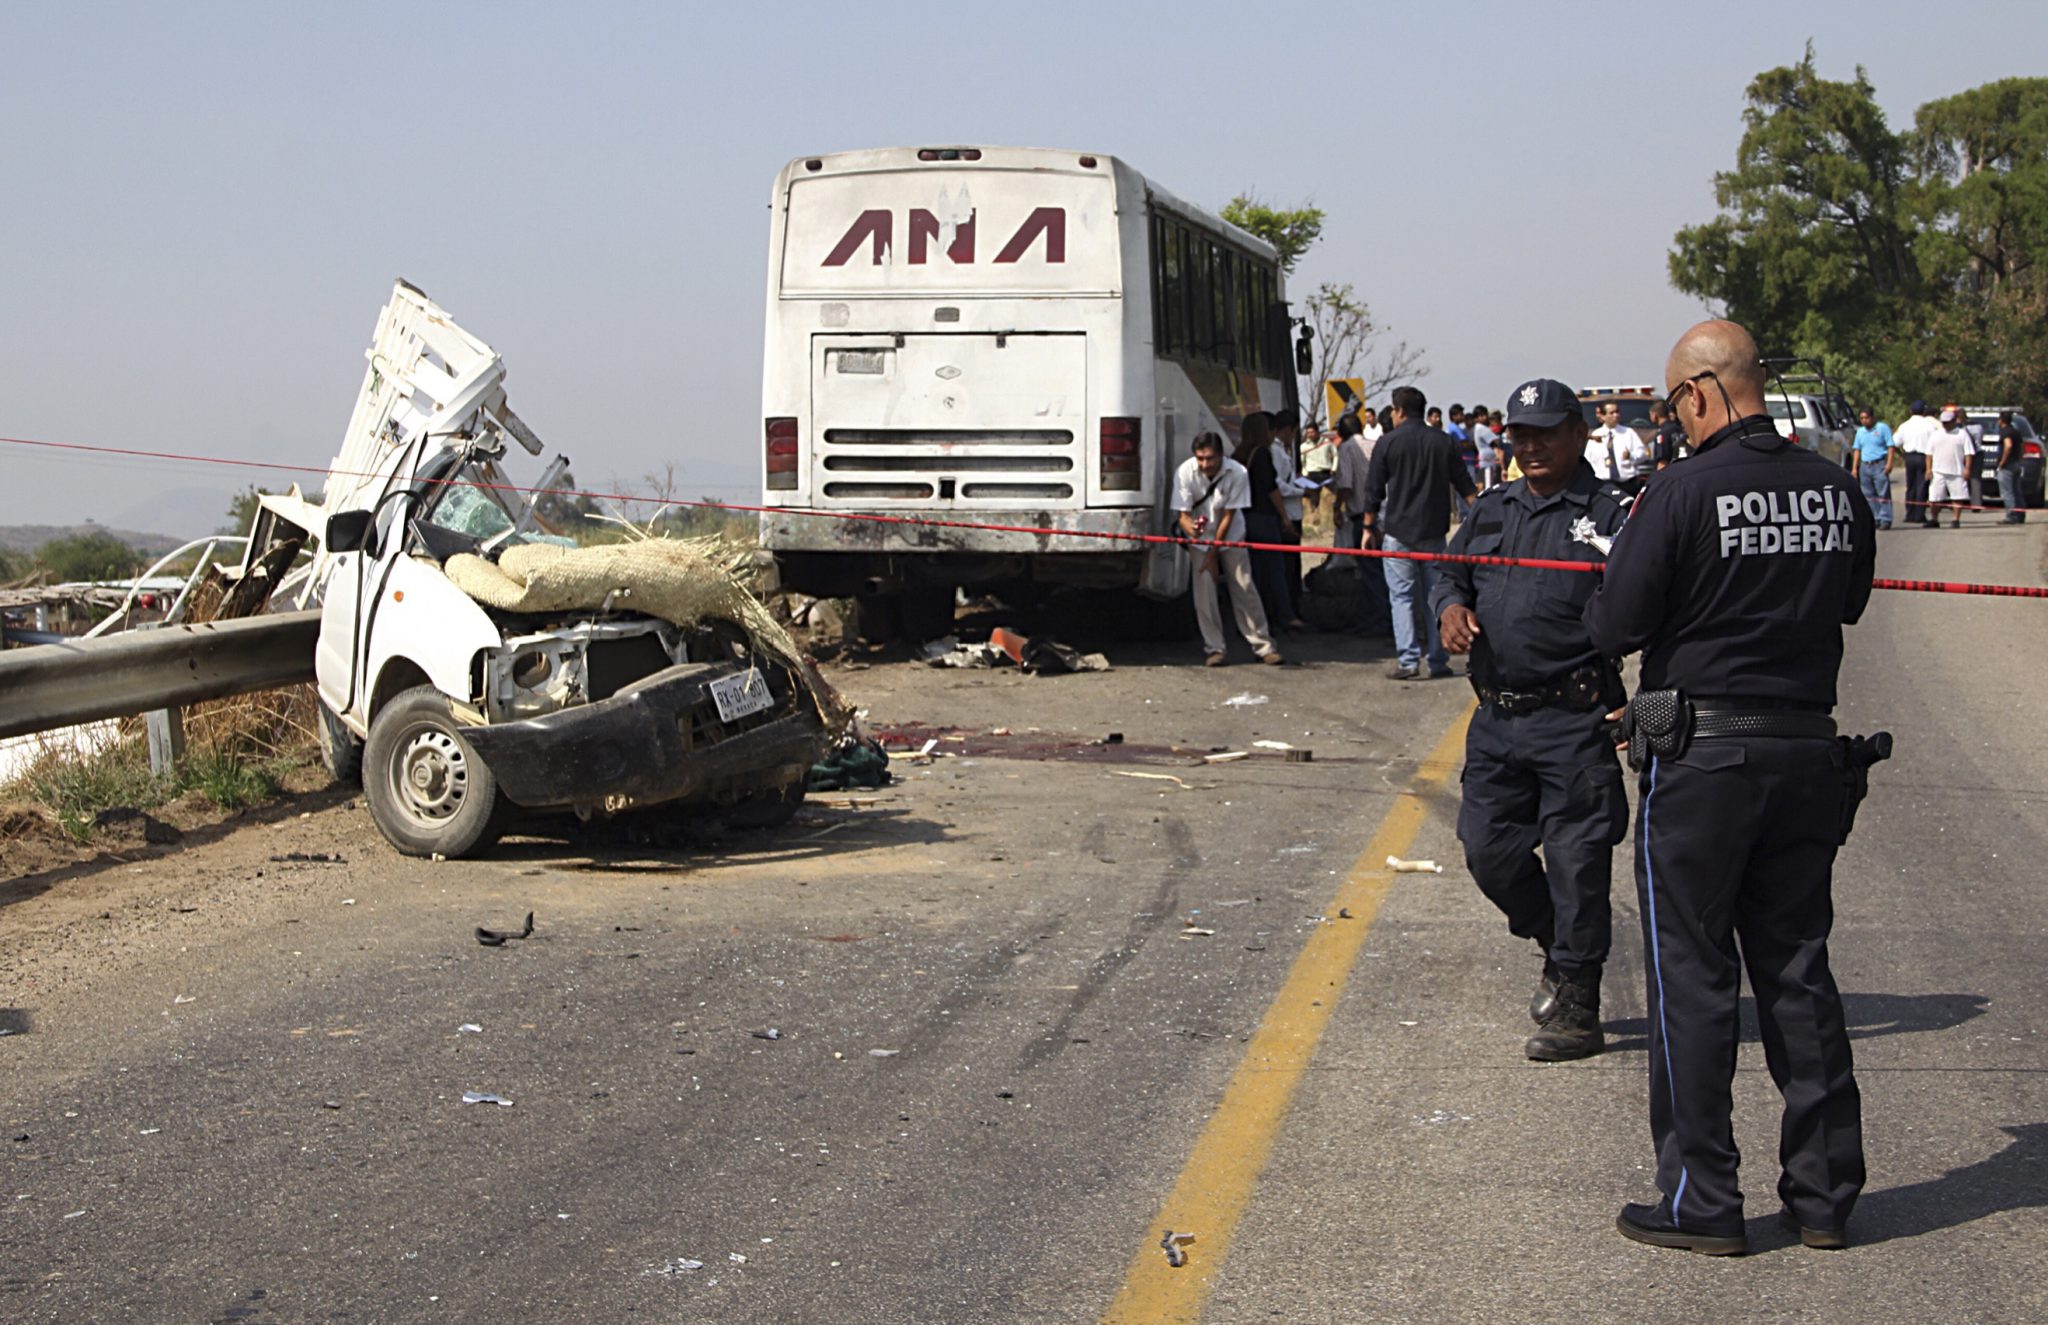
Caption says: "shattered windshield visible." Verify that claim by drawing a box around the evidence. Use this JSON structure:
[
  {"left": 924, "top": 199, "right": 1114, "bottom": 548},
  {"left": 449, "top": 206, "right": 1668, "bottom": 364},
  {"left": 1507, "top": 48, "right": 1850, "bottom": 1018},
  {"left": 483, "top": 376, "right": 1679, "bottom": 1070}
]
[
  {"left": 428, "top": 477, "right": 516, "bottom": 541},
  {"left": 417, "top": 454, "right": 579, "bottom": 553}
]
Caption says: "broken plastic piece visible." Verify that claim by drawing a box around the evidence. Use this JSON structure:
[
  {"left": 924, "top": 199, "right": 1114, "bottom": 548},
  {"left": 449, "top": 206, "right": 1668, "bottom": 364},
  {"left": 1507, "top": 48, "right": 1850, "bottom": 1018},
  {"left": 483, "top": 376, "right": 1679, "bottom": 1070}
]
[
  {"left": 752, "top": 1028, "right": 783, "bottom": 1041},
  {"left": 1221, "top": 693, "right": 1268, "bottom": 707},
  {"left": 1202, "top": 751, "right": 1250, "bottom": 764},
  {"left": 647, "top": 1258, "right": 705, "bottom": 1277},
  {"left": 461, "top": 1091, "right": 514, "bottom": 1107},
  {"left": 458, "top": 1023, "right": 483, "bottom": 1034},
  {"left": 1252, "top": 740, "right": 1293, "bottom": 750},
  {"left": 1160, "top": 1229, "right": 1196, "bottom": 1268},
  {"left": 1180, "top": 926, "right": 1216, "bottom": 938},
  {"left": 1385, "top": 857, "right": 1444, "bottom": 874},
  {"left": 868, "top": 1048, "right": 899, "bottom": 1058},
  {"left": 476, "top": 912, "right": 536, "bottom": 946},
  {"left": 1111, "top": 771, "right": 1190, "bottom": 789}
]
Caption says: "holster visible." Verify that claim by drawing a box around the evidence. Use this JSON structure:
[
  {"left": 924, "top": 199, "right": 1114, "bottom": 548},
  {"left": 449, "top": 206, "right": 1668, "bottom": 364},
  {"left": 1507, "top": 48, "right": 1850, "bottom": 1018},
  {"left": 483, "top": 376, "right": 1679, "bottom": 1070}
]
[
  {"left": 1622, "top": 688, "right": 1693, "bottom": 772},
  {"left": 1836, "top": 731, "right": 1893, "bottom": 843}
]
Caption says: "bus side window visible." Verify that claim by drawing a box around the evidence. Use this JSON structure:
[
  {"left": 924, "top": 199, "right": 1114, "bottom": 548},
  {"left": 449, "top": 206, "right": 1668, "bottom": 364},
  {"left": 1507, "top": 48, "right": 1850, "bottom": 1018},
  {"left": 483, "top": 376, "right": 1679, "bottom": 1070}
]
[
  {"left": 1188, "top": 230, "right": 1212, "bottom": 359},
  {"left": 1150, "top": 214, "right": 1170, "bottom": 353},
  {"left": 1204, "top": 243, "right": 1220, "bottom": 364},
  {"left": 1168, "top": 221, "right": 1185, "bottom": 355}
]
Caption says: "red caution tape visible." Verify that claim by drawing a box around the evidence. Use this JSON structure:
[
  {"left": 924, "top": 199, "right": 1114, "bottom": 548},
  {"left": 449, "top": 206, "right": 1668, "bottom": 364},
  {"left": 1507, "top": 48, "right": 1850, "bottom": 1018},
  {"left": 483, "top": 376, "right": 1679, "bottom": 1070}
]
[{"left": 4, "top": 432, "right": 2045, "bottom": 599}]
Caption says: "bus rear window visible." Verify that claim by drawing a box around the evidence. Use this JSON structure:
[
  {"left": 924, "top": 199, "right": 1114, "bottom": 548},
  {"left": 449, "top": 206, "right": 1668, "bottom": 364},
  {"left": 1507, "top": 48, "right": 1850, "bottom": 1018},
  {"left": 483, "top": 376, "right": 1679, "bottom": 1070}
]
[{"left": 779, "top": 171, "right": 1118, "bottom": 297}]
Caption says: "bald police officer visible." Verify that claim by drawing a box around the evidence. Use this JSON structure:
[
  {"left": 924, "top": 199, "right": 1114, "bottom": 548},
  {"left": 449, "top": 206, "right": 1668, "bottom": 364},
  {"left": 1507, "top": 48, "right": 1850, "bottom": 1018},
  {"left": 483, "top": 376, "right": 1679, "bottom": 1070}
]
[
  {"left": 1433, "top": 379, "right": 1630, "bottom": 1061},
  {"left": 1586, "top": 320, "right": 1876, "bottom": 1256}
]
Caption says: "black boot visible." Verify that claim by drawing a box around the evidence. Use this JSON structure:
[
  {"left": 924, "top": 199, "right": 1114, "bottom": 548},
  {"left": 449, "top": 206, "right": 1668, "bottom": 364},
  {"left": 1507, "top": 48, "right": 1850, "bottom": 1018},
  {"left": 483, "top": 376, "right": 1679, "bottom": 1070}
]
[
  {"left": 1525, "top": 969, "right": 1602, "bottom": 1061},
  {"left": 1530, "top": 958, "right": 1560, "bottom": 1025}
]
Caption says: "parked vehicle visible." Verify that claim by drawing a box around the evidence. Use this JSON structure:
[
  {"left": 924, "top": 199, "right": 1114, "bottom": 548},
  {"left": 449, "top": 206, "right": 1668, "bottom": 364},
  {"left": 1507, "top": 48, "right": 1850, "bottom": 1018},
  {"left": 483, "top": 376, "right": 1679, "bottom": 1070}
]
[
  {"left": 1963, "top": 408, "right": 2045, "bottom": 508},
  {"left": 252, "top": 282, "right": 834, "bottom": 858},
  {"left": 758, "top": 146, "right": 1298, "bottom": 635},
  {"left": 1575, "top": 386, "right": 1660, "bottom": 436},
  {"left": 1763, "top": 391, "right": 1854, "bottom": 467}
]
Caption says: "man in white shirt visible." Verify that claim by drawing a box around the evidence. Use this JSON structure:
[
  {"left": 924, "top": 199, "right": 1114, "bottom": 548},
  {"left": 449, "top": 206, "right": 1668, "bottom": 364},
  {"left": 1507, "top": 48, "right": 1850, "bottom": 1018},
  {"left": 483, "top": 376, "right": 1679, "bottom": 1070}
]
[
  {"left": 1927, "top": 404, "right": 1977, "bottom": 529},
  {"left": 1585, "top": 402, "right": 1652, "bottom": 493},
  {"left": 1173, "top": 431, "right": 1282, "bottom": 667},
  {"left": 1892, "top": 400, "right": 1940, "bottom": 525}
]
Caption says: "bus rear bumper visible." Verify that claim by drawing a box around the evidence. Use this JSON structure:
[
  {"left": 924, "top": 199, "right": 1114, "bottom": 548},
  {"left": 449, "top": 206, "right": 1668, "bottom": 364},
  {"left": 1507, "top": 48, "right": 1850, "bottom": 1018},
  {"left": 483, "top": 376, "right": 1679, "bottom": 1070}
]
[{"left": 759, "top": 507, "right": 1151, "bottom": 556}]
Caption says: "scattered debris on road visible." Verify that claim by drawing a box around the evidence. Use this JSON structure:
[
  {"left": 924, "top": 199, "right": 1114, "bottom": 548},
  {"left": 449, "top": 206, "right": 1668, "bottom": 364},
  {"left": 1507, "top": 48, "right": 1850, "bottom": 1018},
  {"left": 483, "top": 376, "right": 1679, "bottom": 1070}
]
[
  {"left": 458, "top": 1023, "right": 483, "bottom": 1034},
  {"left": 460, "top": 1091, "right": 514, "bottom": 1107},
  {"left": 752, "top": 1028, "right": 783, "bottom": 1041},
  {"left": 1160, "top": 1229, "right": 1196, "bottom": 1268},
  {"left": 646, "top": 1258, "right": 706, "bottom": 1277},
  {"left": 475, "top": 912, "right": 536, "bottom": 946},
  {"left": 1386, "top": 856, "right": 1444, "bottom": 874},
  {"left": 1221, "top": 693, "right": 1268, "bottom": 707},
  {"left": 269, "top": 851, "right": 346, "bottom": 864}
]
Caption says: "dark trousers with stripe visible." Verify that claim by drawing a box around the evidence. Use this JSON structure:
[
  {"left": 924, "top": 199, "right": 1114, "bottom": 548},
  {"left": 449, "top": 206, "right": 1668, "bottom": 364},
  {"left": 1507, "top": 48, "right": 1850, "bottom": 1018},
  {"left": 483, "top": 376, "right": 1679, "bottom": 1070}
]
[
  {"left": 1636, "top": 737, "right": 1865, "bottom": 1233},
  {"left": 1458, "top": 704, "right": 1627, "bottom": 972}
]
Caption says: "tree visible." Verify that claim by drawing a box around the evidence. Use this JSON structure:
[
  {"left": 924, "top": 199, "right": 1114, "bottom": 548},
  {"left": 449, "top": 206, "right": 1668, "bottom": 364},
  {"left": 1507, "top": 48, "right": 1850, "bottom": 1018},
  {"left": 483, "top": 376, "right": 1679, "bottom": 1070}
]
[
  {"left": 1668, "top": 46, "right": 1922, "bottom": 409},
  {"left": 1220, "top": 195, "right": 1325, "bottom": 274},
  {"left": 38, "top": 532, "right": 137, "bottom": 583},
  {"left": 220, "top": 485, "right": 274, "bottom": 535},
  {"left": 1298, "top": 282, "right": 1428, "bottom": 427},
  {"left": 1911, "top": 78, "right": 2048, "bottom": 403}
]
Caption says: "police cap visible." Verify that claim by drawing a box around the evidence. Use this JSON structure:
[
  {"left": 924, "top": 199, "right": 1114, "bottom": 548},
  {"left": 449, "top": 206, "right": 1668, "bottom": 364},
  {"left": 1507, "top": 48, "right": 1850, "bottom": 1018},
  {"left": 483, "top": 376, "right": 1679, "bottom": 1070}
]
[{"left": 1504, "top": 378, "right": 1580, "bottom": 430}]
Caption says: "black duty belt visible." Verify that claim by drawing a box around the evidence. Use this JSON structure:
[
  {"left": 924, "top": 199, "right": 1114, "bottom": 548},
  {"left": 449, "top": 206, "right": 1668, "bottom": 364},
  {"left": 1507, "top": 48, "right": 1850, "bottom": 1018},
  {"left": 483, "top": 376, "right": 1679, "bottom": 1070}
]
[
  {"left": 1473, "top": 665, "right": 1608, "bottom": 715},
  {"left": 1691, "top": 706, "right": 1836, "bottom": 741}
]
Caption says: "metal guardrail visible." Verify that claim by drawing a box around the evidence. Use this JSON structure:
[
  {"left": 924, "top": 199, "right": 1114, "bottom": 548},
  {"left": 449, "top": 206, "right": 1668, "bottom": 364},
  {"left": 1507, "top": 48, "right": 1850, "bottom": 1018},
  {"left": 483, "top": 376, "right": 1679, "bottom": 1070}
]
[{"left": 0, "top": 610, "right": 320, "bottom": 741}]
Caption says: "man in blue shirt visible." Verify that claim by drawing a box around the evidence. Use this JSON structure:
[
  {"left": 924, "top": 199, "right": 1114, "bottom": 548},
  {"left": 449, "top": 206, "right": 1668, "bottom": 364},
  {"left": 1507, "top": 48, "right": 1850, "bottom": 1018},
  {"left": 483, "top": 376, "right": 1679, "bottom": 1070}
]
[{"left": 1852, "top": 407, "right": 1894, "bottom": 529}]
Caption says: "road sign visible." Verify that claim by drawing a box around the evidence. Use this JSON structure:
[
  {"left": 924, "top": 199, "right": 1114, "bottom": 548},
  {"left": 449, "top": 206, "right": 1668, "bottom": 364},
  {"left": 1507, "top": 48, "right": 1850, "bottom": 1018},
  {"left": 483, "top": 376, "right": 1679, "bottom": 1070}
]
[{"left": 1325, "top": 378, "right": 1366, "bottom": 425}]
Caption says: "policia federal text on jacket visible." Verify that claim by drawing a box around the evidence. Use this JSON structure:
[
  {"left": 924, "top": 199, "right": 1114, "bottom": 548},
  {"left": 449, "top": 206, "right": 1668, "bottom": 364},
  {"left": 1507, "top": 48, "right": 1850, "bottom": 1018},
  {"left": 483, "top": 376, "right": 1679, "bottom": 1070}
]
[
  {"left": 1430, "top": 377, "right": 1631, "bottom": 1063},
  {"left": 1584, "top": 320, "right": 1884, "bottom": 1257}
]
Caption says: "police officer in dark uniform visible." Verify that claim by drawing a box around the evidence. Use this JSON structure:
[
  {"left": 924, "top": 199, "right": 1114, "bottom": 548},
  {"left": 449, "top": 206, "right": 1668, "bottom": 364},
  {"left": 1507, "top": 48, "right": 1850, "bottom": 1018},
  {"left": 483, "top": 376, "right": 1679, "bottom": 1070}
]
[
  {"left": 1585, "top": 320, "right": 1877, "bottom": 1256},
  {"left": 1648, "top": 401, "right": 1691, "bottom": 469},
  {"left": 1432, "top": 378, "right": 1631, "bottom": 1061}
]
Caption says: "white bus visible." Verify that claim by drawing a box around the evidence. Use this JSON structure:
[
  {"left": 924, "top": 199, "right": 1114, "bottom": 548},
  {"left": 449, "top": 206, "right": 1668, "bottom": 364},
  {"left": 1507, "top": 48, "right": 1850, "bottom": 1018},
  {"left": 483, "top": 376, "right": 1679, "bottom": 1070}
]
[{"left": 759, "top": 145, "right": 1298, "bottom": 636}]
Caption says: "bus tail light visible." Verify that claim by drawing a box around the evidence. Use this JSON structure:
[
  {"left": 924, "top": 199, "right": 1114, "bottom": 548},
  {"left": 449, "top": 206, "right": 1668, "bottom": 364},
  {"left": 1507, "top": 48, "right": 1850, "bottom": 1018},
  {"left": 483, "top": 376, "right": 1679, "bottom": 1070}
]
[
  {"left": 1100, "top": 417, "right": 1141, "bottom": 491},
  {"left": 766, "top": 417, "right": 799, "bottom": 490}
]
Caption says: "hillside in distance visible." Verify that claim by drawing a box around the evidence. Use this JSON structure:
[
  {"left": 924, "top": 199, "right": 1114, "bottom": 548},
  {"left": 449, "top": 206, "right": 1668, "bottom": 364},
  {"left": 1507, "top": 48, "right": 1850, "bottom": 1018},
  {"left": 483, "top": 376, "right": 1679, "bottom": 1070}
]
[{"left": 0, "top": 524, "right": 189, "bottom": 558}]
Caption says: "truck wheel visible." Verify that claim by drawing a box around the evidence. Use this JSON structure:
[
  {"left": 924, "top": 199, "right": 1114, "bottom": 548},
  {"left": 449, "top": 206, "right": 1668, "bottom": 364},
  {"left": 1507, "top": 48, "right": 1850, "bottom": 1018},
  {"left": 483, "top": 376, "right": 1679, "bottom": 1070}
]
[
  {"left": 362, "top": 686, "right": 511, "bottom": 858},
  {"left": 727, "top": 782, "right": 805, "bottom": 830},
  {"left": 317, "top": 701, "right": 363, "bottom": 786}
]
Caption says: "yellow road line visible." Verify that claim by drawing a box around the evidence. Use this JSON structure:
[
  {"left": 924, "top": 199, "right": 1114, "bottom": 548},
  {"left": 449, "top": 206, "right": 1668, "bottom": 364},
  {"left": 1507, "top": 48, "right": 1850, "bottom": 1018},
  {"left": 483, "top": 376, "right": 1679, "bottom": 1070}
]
[{"left": 1100, "top": 702, "right": 1475, "bottom": 1324}]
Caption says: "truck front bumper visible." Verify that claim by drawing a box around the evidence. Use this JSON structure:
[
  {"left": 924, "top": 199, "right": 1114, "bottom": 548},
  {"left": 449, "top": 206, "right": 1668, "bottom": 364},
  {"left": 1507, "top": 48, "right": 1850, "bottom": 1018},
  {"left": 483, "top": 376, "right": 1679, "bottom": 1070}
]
[{"left": 462, "top": 659, "right": 828, "bottom": 813}]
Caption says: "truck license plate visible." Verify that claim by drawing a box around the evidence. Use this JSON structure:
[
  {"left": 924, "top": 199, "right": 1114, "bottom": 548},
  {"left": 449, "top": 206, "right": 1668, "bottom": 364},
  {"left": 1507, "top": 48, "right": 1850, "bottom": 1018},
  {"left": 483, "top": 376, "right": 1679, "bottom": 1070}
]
[{"left": 708, "top": 668, "right": 774, "bottom": 723}]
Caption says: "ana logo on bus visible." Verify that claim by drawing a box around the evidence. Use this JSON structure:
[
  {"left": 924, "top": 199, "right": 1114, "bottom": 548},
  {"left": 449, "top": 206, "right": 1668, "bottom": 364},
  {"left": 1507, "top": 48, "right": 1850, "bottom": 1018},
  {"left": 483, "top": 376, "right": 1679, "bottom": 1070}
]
[{"left": 823, "top": 208, "right": 1065, "bottom": 266}]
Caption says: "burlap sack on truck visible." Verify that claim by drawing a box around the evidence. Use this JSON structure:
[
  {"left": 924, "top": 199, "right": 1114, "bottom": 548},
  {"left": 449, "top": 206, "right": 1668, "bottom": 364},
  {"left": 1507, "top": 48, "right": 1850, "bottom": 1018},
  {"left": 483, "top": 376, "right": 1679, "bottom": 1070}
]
[{"left": 443, "top": 538, "right": 834, "bottom": 715}]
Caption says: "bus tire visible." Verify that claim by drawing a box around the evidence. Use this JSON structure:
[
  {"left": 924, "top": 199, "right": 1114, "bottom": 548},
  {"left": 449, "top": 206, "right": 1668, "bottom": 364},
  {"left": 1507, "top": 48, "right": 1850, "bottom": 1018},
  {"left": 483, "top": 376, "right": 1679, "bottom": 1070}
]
[
  {"left": 363, "top": 686, "right": 512, "bottom": 858},
  {"left": 898, "top": 585, "right": 957, "bottom": 642},
  {"left": 853, "top": 593, "right": 903, "bottom": 643}
]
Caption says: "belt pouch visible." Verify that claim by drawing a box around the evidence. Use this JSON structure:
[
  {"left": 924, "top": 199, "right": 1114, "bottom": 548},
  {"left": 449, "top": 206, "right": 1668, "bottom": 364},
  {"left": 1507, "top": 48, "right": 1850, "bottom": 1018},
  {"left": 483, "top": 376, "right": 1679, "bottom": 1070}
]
[{"left": 1624, "top": 688, "right": 1693, "bottom": 771}]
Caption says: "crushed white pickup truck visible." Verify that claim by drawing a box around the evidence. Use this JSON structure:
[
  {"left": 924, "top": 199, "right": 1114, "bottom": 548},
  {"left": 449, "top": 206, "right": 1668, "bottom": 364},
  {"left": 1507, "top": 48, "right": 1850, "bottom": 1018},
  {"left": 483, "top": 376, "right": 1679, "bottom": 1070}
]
[{"left": 247, "top": 281, "right": 839, "bottom": 858}]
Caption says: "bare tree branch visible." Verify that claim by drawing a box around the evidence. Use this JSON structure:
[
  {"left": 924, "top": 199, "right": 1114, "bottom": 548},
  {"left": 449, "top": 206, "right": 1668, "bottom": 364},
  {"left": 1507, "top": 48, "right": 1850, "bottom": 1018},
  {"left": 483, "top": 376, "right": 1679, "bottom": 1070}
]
[{"left": 1298, "top": 283, "right": 1430, "bottom": 427}]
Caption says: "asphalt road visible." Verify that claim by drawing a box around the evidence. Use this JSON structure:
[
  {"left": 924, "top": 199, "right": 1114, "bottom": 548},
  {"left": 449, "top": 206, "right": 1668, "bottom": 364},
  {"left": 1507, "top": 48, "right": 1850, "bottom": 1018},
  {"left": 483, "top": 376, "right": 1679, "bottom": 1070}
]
[{"left": 3, "top": 518, "right": 2043, "bottom": 1323}]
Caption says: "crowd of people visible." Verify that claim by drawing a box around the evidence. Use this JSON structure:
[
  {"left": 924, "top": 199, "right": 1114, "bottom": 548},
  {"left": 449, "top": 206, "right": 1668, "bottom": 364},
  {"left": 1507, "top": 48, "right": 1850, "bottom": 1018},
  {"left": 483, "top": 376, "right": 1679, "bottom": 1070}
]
[
  {"left": 1170, "top": 384, "right": 1700, "bottom": 671},
  {"left": 1872, "top": 401, "right": 2027, "bottom": 529},
  {"left": 1171, "top": 384, "right": 2028, "bottom": 669}
]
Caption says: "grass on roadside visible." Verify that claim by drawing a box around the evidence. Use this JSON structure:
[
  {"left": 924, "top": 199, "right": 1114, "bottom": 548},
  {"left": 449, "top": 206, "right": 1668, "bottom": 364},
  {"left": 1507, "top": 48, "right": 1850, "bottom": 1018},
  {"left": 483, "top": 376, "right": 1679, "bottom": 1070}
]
[{"left": 3, "top": 685, "right": 318, "bottom": 843}]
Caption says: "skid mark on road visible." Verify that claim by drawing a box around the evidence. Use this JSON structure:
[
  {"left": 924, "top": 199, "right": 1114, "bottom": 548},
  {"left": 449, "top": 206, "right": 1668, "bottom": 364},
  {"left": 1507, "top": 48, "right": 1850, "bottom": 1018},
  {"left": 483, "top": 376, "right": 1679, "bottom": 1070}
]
[
  {"left": 1099, "top": 704, "right": 1474, "bottom": 1324},
  {"left": 1020, "top": 818, "right": 1196, "bottom": 1071}
]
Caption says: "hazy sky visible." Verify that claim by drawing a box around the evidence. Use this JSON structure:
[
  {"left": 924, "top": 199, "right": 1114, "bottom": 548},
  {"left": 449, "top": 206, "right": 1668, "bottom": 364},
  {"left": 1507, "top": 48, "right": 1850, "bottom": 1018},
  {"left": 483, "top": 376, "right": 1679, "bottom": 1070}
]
[{"left": 4, "top": 0, "right": 2045, "bottom": 536}]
